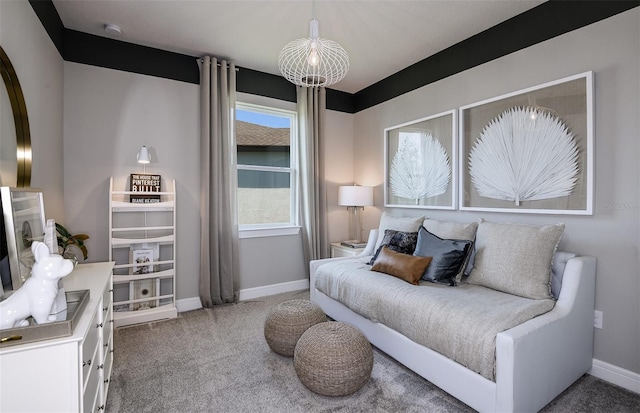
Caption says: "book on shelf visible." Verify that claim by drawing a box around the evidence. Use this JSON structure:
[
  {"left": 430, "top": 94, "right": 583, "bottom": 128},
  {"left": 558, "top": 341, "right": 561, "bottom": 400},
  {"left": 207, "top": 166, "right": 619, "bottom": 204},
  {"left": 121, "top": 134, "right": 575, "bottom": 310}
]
[
  {"left": 129, "top": 173, "right": 161, "bottom": 203},
  {"left": 130, "top": 248, "right": 154, "bottom": 275},
  {"left": 133, "top": 279, "right": 156, "bottom": 311},
  {"left": 340, "top": 241, "right": 367, "bottom": 249}
]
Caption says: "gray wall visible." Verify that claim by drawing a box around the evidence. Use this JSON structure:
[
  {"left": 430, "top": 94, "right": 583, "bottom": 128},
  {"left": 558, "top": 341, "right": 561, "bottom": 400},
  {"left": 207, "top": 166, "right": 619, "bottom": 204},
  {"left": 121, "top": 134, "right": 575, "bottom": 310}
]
[
  {"left": 353, "top": 9, "right": 640, "bottom": 375},
  {"left": 61, "top": 72, "right": 354, "bottom": 301},
  {"left": 0, "top": 1, "right": 65, "bottom": 221},
  {"left": 62, "top": 62, "right": 201, "bottom": 300}
]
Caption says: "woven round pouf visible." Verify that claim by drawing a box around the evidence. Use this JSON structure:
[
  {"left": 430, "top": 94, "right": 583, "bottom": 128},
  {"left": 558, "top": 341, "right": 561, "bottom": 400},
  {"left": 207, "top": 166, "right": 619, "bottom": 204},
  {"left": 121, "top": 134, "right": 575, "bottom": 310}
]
[
  {"left": 294, "top": 321, "right": 373, "bottom": 396},
  {"left": 264, "top": 299, "right": 327, "bottom": 357}
]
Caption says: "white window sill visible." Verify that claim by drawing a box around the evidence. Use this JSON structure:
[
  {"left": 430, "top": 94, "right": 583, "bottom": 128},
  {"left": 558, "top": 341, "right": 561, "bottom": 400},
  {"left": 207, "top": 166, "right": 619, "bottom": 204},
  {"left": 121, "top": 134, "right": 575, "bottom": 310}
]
[{"left": 239, "top": 226, "right": 301, "bottom": 239}]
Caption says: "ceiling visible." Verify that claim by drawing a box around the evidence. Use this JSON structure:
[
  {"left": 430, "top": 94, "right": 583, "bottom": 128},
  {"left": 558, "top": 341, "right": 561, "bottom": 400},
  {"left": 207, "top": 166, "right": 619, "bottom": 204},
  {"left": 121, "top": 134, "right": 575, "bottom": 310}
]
[{"left": 52, "top": 0, "right": 546, "bottom": 94}]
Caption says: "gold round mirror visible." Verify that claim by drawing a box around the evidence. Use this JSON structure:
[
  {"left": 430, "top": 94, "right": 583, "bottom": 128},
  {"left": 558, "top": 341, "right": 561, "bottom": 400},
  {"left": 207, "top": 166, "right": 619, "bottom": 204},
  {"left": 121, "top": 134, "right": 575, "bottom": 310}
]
[{"left": 0, "top": 45, "right": 31, "bottom": 188}]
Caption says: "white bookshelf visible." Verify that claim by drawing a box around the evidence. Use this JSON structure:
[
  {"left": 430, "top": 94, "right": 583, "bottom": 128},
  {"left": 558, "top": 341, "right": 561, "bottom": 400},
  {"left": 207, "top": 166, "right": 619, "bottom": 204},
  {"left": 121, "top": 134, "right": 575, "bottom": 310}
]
[{"left": 108, "top": 176, "right": 178, "bottom": 327}]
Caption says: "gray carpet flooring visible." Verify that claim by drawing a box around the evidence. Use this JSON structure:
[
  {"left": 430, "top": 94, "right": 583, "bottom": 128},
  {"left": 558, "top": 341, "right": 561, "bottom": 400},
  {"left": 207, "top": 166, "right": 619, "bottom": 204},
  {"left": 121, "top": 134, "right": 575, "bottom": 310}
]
[{"left": 105, "top": 290, "right": 640, "bottom": 412}]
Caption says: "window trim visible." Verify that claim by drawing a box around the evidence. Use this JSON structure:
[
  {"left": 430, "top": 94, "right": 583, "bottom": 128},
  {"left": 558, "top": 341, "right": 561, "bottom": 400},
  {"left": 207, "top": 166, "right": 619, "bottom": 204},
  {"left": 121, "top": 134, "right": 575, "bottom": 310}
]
[{"left": 236, "top": 102, "right": 298, "bottom": 233}]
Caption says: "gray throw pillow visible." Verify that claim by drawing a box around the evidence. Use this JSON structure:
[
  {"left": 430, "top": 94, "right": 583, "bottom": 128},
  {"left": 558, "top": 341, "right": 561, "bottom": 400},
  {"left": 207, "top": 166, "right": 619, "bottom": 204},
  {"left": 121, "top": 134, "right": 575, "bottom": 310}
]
[
  {"left": 413, "top": 227, "right": 473, "bottom": 286},
  {"left": 422, "top": 218, "right": 479, "bottom": 279}
]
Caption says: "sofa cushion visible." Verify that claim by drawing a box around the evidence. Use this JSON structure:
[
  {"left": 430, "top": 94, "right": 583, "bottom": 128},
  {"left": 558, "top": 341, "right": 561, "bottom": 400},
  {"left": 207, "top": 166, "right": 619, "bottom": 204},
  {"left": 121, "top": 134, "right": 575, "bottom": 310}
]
[
  {"left": 467, "top": 222, "right": 565, "bottom": 300},
  {"left": 314, "top": 257, "right": 555, "bottom": 380},
  {"left": 374, "top": 212, "right": 423, "bottom": 251},
  {"left": 368, "top": 229, "right": 418, "bottom": 265},
  {"left": 413, "top": 227, "right": 473, "bottom": 286},
  {"left": 371, "top": 246, "right": 432, "bottom": 285}
]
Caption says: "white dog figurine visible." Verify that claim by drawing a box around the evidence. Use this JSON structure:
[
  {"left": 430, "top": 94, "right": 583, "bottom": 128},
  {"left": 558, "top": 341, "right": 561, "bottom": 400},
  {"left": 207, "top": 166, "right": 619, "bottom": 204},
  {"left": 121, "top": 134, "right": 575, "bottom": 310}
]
[{"left": 0, "top": 241, "right": 75, "bottom": 329}]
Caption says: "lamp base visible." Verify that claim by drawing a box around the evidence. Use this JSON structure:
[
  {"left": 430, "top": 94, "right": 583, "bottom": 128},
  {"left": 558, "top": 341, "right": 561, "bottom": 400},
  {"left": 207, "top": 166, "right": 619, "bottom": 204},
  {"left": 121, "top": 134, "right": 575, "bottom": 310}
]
[{"left": 347, "top": 206, "right": 365, "bottom": 245}]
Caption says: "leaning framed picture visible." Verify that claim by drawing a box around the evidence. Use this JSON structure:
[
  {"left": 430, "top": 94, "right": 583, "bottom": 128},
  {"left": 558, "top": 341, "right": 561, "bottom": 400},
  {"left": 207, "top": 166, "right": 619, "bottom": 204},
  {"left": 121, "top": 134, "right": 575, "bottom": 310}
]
[
  {"left": 384, "top": 110, "right": 457, "bottom": 210},
  {"left": 459, "top": 71, "right": 594, "bottom": 215},
  {"left": 0, "top": 187, "right": 46, "bottom": 292}
]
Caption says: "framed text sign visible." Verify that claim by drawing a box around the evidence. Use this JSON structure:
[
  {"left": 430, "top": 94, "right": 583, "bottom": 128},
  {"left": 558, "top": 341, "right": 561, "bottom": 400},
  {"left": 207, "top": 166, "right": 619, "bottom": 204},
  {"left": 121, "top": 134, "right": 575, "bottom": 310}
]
[{"left": 129, "top": 174, "right": 161, "bottom": 203}]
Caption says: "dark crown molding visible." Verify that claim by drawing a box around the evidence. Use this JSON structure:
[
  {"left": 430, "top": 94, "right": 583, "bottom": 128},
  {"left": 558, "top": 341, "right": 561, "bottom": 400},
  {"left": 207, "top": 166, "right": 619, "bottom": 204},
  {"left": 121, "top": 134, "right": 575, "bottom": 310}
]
[{"left": 30, "top": 1, "right": 638, "bottom": 114}]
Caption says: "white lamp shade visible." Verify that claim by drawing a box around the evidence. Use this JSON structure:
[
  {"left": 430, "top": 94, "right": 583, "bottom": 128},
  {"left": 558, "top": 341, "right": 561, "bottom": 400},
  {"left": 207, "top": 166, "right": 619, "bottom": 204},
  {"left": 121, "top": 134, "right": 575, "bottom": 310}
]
[
  {"left": 137, "top": 146, "right": 151, "bottom": 164},
  {"left": 338, "top": 185, "right": 373, "bottom": 207}
]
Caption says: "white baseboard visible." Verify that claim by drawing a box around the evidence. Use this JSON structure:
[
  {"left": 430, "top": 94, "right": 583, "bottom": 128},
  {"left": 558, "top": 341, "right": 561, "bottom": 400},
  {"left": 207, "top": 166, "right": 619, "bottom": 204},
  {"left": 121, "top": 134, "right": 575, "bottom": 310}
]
[
  {"left": 590, "top": 358, "right": 640, "bottom": 394},
  {"left": 239, "top": 279, "right": 309, "bottom": 301},
  {"left": 176, "top": 279, "right": 309, "bottom": 312},
  {"left": 176, "top": 297, "right": 203, "bottom": 313}
]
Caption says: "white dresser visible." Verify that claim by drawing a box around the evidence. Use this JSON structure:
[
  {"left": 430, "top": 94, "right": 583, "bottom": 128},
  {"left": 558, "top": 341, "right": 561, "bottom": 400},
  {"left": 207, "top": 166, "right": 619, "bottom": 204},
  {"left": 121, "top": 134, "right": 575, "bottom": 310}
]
[{"left": 0, "top": 262, "right": 114, "bottom": 413}]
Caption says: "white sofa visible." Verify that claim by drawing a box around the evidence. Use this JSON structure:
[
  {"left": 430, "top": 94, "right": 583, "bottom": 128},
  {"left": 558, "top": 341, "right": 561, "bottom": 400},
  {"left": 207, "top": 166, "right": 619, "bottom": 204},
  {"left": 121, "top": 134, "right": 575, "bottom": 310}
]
[{"left": 310, "top": 227, "right": 596, "bottom": 413}]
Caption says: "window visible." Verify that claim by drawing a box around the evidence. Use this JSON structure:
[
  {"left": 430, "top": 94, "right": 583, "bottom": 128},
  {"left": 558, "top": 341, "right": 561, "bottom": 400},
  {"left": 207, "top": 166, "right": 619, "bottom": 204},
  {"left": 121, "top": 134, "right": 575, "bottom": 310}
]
[{"left": 236, "top": 103, "right": 298, "bottom": 233}]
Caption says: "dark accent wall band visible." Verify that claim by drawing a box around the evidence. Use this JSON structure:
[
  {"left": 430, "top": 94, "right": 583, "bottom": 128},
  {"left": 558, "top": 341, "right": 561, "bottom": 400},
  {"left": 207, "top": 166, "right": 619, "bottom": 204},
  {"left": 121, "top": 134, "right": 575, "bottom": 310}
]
[
  {"left": 63, "top": 30, "right": 200, "bottom": 84},
  {"left": 30, "top": 1, "right": 638, "bottom": 114},
  {"left": 28, "top": 0, "right": 65, "bottom": 56},
  {"left": 353, "top": 0, "right": 640, "bottom": 112}
]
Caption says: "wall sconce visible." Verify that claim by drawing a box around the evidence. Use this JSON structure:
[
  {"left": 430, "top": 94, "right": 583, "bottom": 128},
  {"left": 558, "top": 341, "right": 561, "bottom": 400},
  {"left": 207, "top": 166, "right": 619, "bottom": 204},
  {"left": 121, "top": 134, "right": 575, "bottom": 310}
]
[
  {"left": 137, "top": 145, "right": 151, "bottom": 172},
  {"left": 338, "top": 185, "right": 373, "bottom": 245}
]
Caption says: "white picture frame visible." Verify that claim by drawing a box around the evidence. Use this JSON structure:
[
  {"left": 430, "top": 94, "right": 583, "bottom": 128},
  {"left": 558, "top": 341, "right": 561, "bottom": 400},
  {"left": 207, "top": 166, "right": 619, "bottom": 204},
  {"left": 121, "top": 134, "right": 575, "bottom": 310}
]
[
  {"left": 0, "top": 187, "right": 46, "bottom": 292},
  {"left": 384, "top": 109, "right": 457, "bottom": 210},
  {"left": 459, "top": 71, "right": 594, "bottom": 215}
]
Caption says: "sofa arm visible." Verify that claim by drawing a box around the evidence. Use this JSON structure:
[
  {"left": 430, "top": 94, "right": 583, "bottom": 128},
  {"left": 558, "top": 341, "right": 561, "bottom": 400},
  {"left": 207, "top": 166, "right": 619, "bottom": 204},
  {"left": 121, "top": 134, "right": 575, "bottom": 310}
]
[
  {"left": 309, "top": 256, "right": 357, "bottom": 301},
  {"left": 495, "top": 256, "right": 596, "bottom": 412},
  {"left": 359, "top": 229, "right": 379, "bottom": 256}
]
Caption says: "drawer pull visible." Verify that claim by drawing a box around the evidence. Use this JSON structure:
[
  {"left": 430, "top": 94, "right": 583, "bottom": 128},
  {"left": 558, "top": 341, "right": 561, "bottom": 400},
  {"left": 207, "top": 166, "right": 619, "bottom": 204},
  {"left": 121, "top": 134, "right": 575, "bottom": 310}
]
[
  {"left": 104, "top": 343, "right": 109, "bottom": 348},
  {"left": 98, "top": 405, "right": 105, "bottom": 411},
  {"left": 104, "top": 379, "right": 110, "bottom": 384},
  {"left": 110, "top": 349, "right": 115, "bottom": 354},
  {"left": 103, "top": 306, "right": 109, "bottom": 312},
  {"left": 82, "top": 359, "right": 92, "bottom": 367},
  {"left": 98, "top": 364, "right": 104, "bottom": 370},
  {"left": 0, "top": 335, "right": 22, "bottom": 343},
  {"left": 96, "top": 322, "right": 103, "bottom": 328}
]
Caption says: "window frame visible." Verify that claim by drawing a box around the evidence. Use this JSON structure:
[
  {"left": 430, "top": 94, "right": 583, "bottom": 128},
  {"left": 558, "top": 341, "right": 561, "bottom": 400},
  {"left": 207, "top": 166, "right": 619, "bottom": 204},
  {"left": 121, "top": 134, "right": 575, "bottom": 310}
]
[{"left": 236, "top": 102, "right": 299, "bottom": 238}]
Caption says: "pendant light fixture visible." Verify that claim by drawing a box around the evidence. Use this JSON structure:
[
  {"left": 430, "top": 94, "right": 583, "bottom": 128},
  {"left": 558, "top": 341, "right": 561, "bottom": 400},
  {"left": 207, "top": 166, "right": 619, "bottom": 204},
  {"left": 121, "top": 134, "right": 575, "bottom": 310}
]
[{"left": 278, "top": 1, "right": 349, "bottom": 87}]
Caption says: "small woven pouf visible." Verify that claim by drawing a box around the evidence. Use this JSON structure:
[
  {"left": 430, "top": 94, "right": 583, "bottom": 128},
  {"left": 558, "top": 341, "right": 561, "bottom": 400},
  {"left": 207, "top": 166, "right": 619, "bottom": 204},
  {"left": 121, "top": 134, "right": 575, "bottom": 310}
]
[
  {"left": 294, "top": 321, "right": 373, "bottom": 396},
  {"left": 264, "top": 299, "right": 327, "bottom": 357}
]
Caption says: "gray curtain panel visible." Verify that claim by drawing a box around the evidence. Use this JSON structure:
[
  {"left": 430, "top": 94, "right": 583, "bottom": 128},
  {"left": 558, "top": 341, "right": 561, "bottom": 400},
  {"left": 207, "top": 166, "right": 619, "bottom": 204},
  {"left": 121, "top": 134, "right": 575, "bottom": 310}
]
[
  {"left": 199, "top": 57, "right": 239, "bottom": 307},
  {"left": 297, "top": 86, "right": 329, "bottom": 266}
]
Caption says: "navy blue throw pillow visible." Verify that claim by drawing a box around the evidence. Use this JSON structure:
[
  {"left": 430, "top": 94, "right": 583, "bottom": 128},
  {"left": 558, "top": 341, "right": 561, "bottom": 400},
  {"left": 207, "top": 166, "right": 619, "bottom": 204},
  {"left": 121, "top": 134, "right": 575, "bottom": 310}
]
[
  {"left": 413, "top": 227, "right": 473, "bottom": 286},
  {"left": 368, "top": 229, "right": 418, "bottom": 265}
]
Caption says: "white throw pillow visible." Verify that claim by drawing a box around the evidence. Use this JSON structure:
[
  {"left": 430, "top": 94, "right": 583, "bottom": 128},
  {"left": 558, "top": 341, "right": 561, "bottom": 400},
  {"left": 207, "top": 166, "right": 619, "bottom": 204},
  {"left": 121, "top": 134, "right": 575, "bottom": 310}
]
[
  {"left": 467, "top": 221, "right": 565, "bottom": 300},
  {"left": 374, "top": 212, "right": 424, "bottom": 252}
]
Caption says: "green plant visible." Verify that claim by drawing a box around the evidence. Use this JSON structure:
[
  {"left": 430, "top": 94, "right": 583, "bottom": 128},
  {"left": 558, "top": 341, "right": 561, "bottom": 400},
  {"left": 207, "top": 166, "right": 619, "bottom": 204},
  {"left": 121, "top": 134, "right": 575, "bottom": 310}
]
[{"left": 56, "top": 223, "right": 89, "bottom": 260}]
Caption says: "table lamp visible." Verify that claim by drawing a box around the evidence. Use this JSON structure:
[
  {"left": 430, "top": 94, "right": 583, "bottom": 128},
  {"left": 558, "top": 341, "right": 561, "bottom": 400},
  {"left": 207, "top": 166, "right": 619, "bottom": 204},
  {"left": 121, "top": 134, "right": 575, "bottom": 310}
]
[{"left": 338, "top": 185, "right": 373, "bottom": 246}]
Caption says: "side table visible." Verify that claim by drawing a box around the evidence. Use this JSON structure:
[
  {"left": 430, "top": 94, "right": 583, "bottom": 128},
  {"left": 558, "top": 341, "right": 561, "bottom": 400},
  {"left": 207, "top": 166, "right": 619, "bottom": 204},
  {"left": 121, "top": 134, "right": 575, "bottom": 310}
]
[{"left": 330, "top": 242, "right": 365, "bottom": 258}]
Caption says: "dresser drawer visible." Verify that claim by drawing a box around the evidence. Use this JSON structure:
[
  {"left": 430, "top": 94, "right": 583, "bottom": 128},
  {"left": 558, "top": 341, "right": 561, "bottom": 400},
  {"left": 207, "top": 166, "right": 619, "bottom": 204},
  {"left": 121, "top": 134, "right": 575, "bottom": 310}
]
[
  {"left": 102, "top": 307, "right": 113, "bottom": 347},
  {"left": 83, "top": 355, "right": 100, "bottom": 413},
  {"left": 82, "top": 309, "right": 100, "bottom": 381},
  {"left": 102, "top": 286, "right": 112, "bottom": 319},
  {"left": 103, "top": 342, "right": 114, "bottom": 390}
]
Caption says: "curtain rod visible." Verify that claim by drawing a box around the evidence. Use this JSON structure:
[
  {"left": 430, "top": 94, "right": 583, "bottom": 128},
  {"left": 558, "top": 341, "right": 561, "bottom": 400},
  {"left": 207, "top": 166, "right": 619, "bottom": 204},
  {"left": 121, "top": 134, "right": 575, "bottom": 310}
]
[{"left": 197, "top": 57, "right": 240, "bottom": 71}]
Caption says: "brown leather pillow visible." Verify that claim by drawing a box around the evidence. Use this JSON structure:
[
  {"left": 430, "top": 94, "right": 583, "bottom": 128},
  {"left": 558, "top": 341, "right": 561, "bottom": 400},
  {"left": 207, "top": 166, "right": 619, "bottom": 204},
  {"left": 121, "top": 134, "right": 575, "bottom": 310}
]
[{"left": 371, "top": 246, "right": 432, "bottom": 285}]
